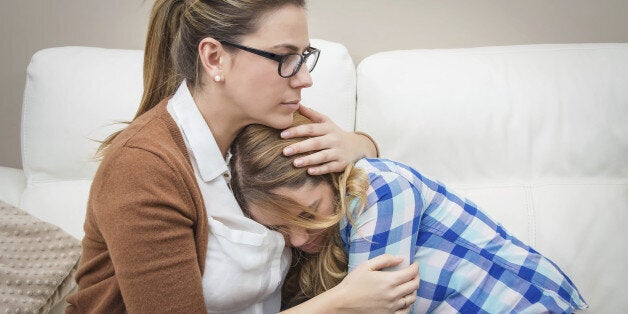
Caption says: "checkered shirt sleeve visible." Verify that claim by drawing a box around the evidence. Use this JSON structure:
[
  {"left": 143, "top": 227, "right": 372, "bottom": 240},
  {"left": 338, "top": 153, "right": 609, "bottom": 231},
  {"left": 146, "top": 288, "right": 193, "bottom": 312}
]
[{"left": 339, "top": 158, "right": 587, "bottom": 313}]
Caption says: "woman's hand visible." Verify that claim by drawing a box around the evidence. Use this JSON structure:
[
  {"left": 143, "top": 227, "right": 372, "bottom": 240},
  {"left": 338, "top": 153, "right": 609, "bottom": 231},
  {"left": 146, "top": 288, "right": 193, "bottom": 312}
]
[
  {"left": 281, "top": 105, "right": 378, "bottom": 175},
  {"left": 333, "top": 254, "right": 420, "bottom": 313},
  {"left": 283, "top": 254, "right": 420, "bottom": 313}
]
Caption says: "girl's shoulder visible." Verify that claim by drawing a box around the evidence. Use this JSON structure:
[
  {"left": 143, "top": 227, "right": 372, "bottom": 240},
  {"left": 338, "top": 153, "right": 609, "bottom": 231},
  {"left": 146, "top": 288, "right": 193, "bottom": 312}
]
[
  {"left": 355, "top": 157, "right": 402, "bottom": 173},
  {"left": 355, "top": 158, "right": 421, "bottom": 180},
  {"left": 354, "top": 158, "right": 442, "bottom": 194}
]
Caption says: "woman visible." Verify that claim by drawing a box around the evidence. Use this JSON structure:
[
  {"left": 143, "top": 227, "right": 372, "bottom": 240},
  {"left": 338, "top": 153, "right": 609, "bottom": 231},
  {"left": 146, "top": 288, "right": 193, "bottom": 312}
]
[
  {"left": 67, "top": 0, "right": 419, "bottom": 313},
  {"left": 230, "top": 114, "right": 589, "bottom": 313}
]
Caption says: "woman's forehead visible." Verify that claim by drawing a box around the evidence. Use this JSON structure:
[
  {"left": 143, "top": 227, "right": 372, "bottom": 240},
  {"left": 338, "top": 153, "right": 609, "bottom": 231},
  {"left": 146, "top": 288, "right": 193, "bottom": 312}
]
[{"left": 242, "top": 4, "right": 310, "bottom": 51}]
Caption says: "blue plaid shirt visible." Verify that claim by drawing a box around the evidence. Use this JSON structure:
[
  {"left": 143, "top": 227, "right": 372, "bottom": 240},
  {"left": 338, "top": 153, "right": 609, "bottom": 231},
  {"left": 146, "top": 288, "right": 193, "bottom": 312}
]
[{"left": 340, "top": 158, "right": 587, "bottom": 313}]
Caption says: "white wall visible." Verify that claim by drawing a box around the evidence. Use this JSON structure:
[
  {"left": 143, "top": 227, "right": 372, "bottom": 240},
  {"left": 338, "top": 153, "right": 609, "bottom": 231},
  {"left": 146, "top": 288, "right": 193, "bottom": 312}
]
[{"left": 1, "top": 0, "right": 627, "bottom": 168}]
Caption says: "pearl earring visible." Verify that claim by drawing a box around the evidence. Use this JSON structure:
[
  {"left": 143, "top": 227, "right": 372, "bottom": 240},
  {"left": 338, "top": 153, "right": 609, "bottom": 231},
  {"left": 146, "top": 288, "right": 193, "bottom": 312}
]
[{"left": 214, "top": 75, "right": 221, "bottom": 82}]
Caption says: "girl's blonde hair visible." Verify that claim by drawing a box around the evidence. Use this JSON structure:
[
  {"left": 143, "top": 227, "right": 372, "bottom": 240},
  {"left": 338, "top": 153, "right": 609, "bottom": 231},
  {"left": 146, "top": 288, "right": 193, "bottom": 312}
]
[
  {"left": 98, "top": 0, "right": 306, "bottom": 156},
  {"left": 230, "top": 113, "right": 369, "bottom": 306}
]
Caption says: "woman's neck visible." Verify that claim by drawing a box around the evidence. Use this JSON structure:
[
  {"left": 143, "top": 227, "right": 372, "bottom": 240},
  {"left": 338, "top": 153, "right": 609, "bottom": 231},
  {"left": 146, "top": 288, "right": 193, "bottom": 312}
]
[{"left": 190, "top": 85, "right": 246, "bottom": 158}]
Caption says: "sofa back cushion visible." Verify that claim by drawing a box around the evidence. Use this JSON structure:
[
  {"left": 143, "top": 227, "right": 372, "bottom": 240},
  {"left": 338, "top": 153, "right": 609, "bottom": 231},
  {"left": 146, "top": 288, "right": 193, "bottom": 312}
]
[
  {"left": 21, "top": 47, "right": 143, "bottom": 240},
  {"left": 20, "top": 39, "right": 355, "bottom": 240},
  {"left": 355, "top": 43, "right": 628, "bottom": 313}
]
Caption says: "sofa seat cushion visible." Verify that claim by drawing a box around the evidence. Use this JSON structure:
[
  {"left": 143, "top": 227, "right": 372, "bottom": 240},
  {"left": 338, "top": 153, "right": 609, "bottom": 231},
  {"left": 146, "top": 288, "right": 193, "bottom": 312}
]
[
  {"left": 0, "top": 167, "right": 25, "bottom": 207},
  {"left": 20, "top": 181, "right": 93, "bottom": 240}
]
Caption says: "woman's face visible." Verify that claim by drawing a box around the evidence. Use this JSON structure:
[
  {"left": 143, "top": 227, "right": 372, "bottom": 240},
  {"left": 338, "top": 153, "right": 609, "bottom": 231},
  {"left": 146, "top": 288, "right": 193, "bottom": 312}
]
[
  {"left": 248, "top": 182, "right": 336, "bottom": 254},
  {"left": 224, "top": 4, "right": 313, "bottom": 130}
]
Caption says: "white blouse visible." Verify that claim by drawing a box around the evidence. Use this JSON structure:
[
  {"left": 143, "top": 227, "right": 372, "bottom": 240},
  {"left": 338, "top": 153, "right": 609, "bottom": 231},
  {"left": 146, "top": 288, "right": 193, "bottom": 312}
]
[{"left": 167, "top": 82, "right": 290, "bottom": 313}]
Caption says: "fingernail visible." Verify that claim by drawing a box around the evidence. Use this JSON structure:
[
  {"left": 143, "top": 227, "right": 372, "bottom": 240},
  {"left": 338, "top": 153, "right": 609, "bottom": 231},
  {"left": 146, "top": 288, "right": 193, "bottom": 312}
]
[
  {"left": 281, "top": 131, "right": 289, "bottom": 138},
  {"left": 284, "top": 147, "right": 294, "bottom": 155},
  {"left": 294, "top": 159, "right": 303, "bottom": 167},
  {"left": 307, "top": 168, "right": 316, "bottom": 175}
]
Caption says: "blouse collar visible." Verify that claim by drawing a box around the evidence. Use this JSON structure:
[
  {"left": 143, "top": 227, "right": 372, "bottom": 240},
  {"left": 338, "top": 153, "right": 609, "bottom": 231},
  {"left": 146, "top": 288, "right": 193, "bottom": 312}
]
[{"left": 167, "top": 81, "right": 228, "bottom": 182}]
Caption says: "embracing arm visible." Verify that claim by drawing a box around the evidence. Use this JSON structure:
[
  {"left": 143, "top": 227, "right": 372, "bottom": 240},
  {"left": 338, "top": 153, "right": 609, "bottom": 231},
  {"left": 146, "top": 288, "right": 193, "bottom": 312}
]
[
  {"left": 85, "top": 148, "right": 206, "bottom": 313},
  {"left": 281, "top": 105, "right": 379, "bottom": 175},
  {"left": 280, "top": 254, "right": 419, "bottom": 314}
]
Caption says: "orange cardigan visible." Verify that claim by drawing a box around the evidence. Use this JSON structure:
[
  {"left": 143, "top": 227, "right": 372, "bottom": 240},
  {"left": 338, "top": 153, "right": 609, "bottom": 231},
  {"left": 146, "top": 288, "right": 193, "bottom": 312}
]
[{"left": 66, "top": 101, "right": 209, "bottom": 313}]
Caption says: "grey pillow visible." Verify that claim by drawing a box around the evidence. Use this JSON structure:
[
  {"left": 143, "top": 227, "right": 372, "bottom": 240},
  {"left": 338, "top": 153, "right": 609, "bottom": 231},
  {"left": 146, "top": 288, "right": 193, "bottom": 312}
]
[{"left": 0, "top": 201, "right": 81, "bottom": 313}]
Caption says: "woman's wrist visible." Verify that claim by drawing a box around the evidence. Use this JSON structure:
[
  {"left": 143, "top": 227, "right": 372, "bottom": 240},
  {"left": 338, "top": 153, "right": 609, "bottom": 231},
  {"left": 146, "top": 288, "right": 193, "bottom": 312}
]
[
  {"left": 354, "top": 131, "right": 380, "bottom": 158},
  {"left": 281, "top": 284, "right": 350, "bottom": 313}
]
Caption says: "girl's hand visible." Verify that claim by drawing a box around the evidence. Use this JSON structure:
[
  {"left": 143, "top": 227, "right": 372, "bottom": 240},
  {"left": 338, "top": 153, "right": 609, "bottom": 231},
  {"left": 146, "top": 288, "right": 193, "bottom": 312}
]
[{"left": 281, "top": 105, "right": 378, "bottom": 175}]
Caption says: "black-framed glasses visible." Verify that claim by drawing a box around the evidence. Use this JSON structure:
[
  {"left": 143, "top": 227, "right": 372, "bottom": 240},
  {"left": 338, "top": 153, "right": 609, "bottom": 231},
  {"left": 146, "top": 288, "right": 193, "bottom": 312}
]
[{"left": 220, "top": 40, "right": 320, "bottom": 78}]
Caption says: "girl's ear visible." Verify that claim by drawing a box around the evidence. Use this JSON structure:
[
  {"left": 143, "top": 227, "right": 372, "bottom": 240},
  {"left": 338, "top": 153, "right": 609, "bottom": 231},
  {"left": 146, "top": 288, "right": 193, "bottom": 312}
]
[{"left": 198, "top": 37, "right": 225, "bottom": 82}]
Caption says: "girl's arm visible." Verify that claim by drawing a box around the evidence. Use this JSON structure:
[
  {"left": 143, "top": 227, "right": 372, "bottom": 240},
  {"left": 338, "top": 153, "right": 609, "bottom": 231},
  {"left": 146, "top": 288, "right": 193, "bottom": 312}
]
[
  {"left": 281, "top": 105, "right": 378, "bottom": 175},
  {"left": 341, "top": 165, "right": 425, "bottom": 311},
  {"left": 280, "top": 254, "right": 419, "bottom": 314},
  {"left": 346, "top": 170, "right": 423, "bottom": 271}
]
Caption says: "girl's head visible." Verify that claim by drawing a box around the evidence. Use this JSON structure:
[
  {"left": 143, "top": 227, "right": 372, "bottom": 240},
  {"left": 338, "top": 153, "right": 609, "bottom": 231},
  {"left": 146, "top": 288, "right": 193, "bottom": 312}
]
[
  {"left": 230, "top": 113, "right": 369, "bottom": 303},
  {"left": 230, "top": 113, "right": 339, "bottom": 253}
]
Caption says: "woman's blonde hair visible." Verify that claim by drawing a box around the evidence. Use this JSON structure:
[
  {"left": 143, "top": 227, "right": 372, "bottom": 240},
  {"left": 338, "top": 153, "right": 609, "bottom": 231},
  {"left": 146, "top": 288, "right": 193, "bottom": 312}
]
[
  {"left": 98, "top": 0, "right": 306, "bottom": 156},
  {"left": 230, "top": 113, "right": 370, "bottom": 306}
]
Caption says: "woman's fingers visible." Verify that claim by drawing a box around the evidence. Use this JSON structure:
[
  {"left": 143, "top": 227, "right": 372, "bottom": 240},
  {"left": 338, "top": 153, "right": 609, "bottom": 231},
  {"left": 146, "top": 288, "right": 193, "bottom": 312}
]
[
  {"left": 338, "top": 255, "right": 420, "bottom": 314},
  {"left": 282, "top": 122, "right": 328, "bottom": 139},
  {"left": 283, "top": 136, "right": 329, "bottom": 157},
  {"left": 396, "top": 262, "right": 419, "bottom": 284},
  {"left": 380, "top": 261, "right": 419, "bottom": 307},
  {"left": 396, "top": 273, "right": 420, "bottom": 299},
  {"left": 288, "top": 149, "right": 340, "bottom": 170},
  {"left": 393, "top": 299, "right": 413, "bottom": 314},
  {"left": 281, "top": 106, "right": 333, "bottom": 140},
  {"left": 281, "top": 105, "right": 373, "bottom": 174},
  {"left": 403, "top": 292, "right": 417, "bottom": 308},
  {"left": 304, "top": 161, "right": 344, "bottom": 175},
  {"left": 392, "top": 264, "right": 419, "bottom": 312},
  {"left": 362, "top": 254, "right": 404, "bottom": 271},
  {"left": 295, "top": 104, "right": 328, "bottom": 123},
  {"left": 393, "top": 290, "right": 418, "bottom": 313}
]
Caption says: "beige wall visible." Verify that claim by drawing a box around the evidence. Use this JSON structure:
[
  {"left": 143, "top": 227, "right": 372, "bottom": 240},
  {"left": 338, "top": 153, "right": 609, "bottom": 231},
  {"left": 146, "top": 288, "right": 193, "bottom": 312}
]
[
  {"left": 1, "top": 0, "right": 627, "bottom": 169},
  {"left": 0, "top": 0, "right": 151, "bottom": 169}
]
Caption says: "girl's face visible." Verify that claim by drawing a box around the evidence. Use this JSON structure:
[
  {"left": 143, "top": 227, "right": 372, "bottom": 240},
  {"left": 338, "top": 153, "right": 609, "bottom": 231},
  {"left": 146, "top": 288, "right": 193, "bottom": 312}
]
[
  {"left": 248, "top": 182, "right": 336, "bottom": 254},
  {"left": 223, "top": 4, "right": 313, "bottom": 130}
]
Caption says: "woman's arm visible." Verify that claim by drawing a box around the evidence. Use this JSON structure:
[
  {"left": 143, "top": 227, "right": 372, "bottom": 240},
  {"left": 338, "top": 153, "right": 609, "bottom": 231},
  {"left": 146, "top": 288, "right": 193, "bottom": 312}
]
[
  {"left": 280, "top": 254, "right": 419, "bottom": 314},
  {"left": 281, "top": 105, "right": 379, "bottom": 175},
  {"left": 90, "top": 148, "right": 206, "bottom": 312}
]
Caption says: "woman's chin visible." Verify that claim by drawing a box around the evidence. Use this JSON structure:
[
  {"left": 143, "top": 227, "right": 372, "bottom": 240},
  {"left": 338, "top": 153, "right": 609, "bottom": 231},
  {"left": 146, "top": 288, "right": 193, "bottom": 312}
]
[{"left": 269, "top": 114, "right": 295, "bottom": 130}]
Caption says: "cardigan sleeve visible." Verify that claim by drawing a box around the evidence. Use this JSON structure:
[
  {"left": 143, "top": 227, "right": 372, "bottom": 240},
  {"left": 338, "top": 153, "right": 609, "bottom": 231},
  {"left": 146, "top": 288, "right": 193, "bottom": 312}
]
[{"left": 88, "top": 146, "right": 207, "bottom": 313}]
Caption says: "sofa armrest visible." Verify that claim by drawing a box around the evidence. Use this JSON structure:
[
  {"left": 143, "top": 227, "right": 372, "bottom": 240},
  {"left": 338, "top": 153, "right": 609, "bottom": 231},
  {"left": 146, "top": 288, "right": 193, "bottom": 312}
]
[{"left": 0, "top": 166, "right": 26, "bottom": 206}]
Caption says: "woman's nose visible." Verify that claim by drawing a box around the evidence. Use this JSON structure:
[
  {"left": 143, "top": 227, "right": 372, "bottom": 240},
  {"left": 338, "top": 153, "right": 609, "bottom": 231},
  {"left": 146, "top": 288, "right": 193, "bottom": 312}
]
[
  {"left": 289, "top": 64, "right": 313, "bottom": 89},
  {"left": 287, "top": 226, "right": 309, "bottom": 248}
]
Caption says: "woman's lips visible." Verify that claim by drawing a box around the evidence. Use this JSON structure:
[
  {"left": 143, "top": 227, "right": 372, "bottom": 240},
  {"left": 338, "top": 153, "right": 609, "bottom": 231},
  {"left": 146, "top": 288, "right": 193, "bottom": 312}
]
[{"left": 281, "top": 100, "right": 300, "bottom": 111}]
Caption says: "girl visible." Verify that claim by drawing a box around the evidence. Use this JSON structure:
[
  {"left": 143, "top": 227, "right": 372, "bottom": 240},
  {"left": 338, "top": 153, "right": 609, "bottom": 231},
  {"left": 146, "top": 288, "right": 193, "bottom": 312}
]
[
  {"left": 67, "top": 0, "right": 418, "bottom": 313},
  {"left": 230, "top": 114, "right": 588, "bottom": 313}
]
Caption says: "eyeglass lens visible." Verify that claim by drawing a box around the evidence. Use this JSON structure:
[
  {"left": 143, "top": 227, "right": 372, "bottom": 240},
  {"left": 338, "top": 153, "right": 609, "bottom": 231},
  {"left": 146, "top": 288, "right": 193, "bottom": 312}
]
[{"left": 280, "top": 50, "right": 319, "bottom": 77}]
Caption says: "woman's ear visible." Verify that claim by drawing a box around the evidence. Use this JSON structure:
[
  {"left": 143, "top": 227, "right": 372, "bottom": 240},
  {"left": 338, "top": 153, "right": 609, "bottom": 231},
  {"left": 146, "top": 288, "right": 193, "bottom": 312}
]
[{"left": 198, "top": 37, "right": 225, "bottom": 82}]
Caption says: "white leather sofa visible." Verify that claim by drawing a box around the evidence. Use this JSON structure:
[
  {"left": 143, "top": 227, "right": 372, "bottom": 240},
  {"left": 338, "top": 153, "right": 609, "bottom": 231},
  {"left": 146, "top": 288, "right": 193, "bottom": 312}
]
[{"left": 0, "top": 40, "right": 626, "bottom": 312}]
